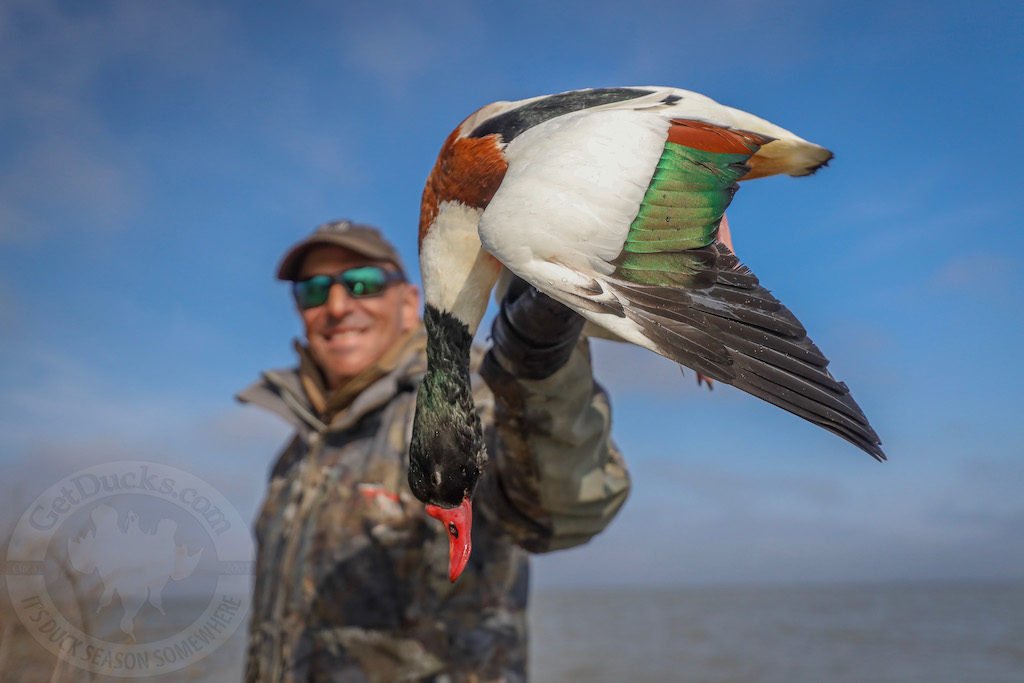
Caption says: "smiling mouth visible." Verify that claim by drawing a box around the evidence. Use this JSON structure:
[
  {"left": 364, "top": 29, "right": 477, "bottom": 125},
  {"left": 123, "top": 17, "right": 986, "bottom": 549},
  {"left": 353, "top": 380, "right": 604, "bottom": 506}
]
[{"left": 323, "top": 329, "right": 366, "bottom": 341}]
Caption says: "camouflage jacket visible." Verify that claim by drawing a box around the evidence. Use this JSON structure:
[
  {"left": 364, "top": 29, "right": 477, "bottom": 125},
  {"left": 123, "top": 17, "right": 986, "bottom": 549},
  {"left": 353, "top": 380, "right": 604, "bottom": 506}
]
[{"left": 237, "top": 333, "right": 630, "bottom": 682}]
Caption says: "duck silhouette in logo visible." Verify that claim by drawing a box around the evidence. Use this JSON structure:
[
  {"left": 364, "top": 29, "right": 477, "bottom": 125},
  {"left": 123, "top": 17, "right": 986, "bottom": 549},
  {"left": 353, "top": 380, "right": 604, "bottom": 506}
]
[{"left": 67, "top": 504, "right": 203, "bottom": 640}]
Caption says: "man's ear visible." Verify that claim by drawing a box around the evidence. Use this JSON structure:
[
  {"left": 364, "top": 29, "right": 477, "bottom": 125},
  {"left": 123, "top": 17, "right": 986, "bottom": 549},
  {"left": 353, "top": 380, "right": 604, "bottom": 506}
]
[{"left": 400, "top": 283, "right": 421, "bottom": 331}]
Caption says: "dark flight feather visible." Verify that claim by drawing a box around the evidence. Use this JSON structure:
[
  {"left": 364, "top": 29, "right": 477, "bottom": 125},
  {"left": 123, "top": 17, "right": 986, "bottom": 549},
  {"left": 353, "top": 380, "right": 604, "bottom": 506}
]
[{"left": 607, "top": 242, "right": 885, "bottom": 460}]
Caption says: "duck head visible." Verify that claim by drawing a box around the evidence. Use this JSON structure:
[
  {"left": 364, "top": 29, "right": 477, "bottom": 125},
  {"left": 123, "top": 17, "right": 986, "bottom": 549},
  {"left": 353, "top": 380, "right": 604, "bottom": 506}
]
[{"left": 409, "top": 304, "right": 488, "bottom": 582}]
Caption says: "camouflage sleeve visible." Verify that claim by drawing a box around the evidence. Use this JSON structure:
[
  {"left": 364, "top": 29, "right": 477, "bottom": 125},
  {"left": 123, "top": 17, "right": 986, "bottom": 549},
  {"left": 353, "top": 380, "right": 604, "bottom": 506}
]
[{"left": 475, "top": 338, "right": 630, "bottom": 553}]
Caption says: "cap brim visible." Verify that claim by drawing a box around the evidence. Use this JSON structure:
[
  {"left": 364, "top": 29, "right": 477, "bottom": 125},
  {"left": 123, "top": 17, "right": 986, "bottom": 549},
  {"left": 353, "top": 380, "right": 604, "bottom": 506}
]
[{"left": 276, "top": 234, "right": 404, "bottom": 281}]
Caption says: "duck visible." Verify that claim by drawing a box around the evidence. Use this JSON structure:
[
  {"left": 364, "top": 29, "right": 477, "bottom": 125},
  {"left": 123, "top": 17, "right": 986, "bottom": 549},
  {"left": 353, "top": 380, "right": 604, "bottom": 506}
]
[{"left": 407, "top": 86, "right": 885, "bottom": 582}]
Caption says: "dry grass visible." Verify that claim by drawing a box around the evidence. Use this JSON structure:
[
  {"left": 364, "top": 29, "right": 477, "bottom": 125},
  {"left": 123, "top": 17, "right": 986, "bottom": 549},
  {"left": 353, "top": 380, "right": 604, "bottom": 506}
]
[{"left": 1, "top": 530, "right": 97, "bottom": 682}]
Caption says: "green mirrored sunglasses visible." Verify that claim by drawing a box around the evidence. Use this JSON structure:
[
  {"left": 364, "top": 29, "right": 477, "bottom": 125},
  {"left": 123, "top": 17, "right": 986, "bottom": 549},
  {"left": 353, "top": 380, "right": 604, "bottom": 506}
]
[{"left": 292, "top": 265, "right": 405, "bottom": 309}]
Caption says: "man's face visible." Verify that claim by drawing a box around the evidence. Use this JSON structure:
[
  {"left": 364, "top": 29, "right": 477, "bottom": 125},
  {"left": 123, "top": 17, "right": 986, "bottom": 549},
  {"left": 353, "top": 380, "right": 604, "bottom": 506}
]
[{"left": 297, "top": 245, "right": 419, "bottom": 388}]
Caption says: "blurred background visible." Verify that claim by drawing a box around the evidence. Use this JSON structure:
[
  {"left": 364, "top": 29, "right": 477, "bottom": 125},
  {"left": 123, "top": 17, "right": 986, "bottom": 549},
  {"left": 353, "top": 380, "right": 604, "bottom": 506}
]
[{"left": 1, "top": 0, "right": 1022, "bottom": 681}]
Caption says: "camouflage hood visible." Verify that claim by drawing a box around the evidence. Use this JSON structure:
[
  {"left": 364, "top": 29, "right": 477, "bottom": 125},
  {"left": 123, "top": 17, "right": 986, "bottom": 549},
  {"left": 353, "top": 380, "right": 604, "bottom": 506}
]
[{"left": 236, "top": 327, "right": 431, "bottom": 440}]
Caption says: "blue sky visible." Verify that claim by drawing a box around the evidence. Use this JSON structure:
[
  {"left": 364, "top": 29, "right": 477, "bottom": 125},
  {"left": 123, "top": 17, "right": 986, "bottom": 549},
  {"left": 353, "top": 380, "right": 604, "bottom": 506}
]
[{"left": 1, "top": 0, "right": 1022, "bottom": 587}]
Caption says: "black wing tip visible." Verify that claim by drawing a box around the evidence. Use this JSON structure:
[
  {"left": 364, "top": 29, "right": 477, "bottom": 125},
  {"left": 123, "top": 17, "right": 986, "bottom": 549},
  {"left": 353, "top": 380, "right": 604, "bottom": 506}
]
[
  {"left": 807, "top": 412, "right": 885, "bottom": 463},
  {"left": 834, "top": 424, "right": 885, "bottom": 462},
  {"left": 839, "top": 428, "right": 888, "bottom": 464}
]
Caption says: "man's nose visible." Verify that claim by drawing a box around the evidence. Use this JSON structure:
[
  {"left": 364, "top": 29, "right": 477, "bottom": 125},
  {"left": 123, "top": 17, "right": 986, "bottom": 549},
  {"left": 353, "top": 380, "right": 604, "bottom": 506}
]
[{"left": 324, "top": 283, "right": 354, "bottom": 317}]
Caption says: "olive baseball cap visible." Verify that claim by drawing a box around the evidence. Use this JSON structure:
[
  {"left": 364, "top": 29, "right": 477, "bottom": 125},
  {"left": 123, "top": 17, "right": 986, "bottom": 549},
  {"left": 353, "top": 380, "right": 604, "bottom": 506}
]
[{"left": 276, "top": 219, "right": 407, "bottom": 281}]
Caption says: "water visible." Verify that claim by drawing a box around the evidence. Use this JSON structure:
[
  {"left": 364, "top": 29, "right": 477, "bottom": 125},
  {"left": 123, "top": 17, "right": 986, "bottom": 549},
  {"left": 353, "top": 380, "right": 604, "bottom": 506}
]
[
  {"left": 530, "top": 581, "right": 1024, "bottom": 682},
  {"left": 6, "top": 581, "right": 1021, "bottom": 681}
]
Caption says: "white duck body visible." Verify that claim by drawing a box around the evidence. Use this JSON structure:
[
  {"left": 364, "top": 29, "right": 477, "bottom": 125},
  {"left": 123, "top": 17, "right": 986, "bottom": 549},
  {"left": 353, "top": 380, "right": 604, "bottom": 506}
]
[
  {"left": 423, "top": 86, "right": 829, "bottom": 327},
  {"left": 479, "top": 107, "right": 670, "bottom": 348},
  {"left": 418, "top": 85, "right": 883, "bottom": 473}
]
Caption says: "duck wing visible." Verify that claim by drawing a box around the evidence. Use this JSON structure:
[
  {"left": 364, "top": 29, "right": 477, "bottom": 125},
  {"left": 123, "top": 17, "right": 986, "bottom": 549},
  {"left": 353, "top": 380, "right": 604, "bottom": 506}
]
[{"left": 478, "top": 109, "right": 884, "bottom": 460}]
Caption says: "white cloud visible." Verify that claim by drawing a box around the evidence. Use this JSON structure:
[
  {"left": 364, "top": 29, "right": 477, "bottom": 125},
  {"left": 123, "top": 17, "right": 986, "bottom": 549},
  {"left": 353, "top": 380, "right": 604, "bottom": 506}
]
[
  {"left": 0, "top": 348, "right": 289, "bottom": 536},
  {"left": 930, "top": 251, "right": 1016, "bottom": 291},
  {"left": 0, "top": 350, "right": 180, "bottom": 446},
  {"left": 0, "top": 277, "right": 18, "bottom": 332},
  {"left": 0, "top": 135, "right": 140, "bottom": 238},
  {"left": 533, "top": 455, "right": 1024, "bottom": 587},
  {"left": 0, "top": 0, "right": 236, "bottom": 241},
  {"left": 590, "top": 339, "right": 737, "bottom": 399},
  {"left": 196, "top": 406, "right": 293, "bottom": 456},
  {"left": 832, "top": 199, "right": 1007, "bottom": 278},
  {"left": 330, "top": 3, "right": 485, "bottom": 98},
  {"left": 644, "top": 460, "right": 850, "bottom": 510},
  {"left": 600, "top": 0, "right": 834, "bottom": 84},
  {"left": 343, "top": 19, "right": 441, "bottom": 95}
]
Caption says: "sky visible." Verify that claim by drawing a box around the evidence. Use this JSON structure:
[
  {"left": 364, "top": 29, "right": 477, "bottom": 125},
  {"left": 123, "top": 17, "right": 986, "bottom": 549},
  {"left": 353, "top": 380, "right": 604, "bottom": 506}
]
[{"left": 1, "top": 0, "right": 1022, "bottom": 589}]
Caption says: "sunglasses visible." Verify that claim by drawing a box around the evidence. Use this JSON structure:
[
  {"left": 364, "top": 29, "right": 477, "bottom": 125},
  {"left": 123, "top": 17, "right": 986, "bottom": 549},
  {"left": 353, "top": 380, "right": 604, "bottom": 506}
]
[{"left": 292, "top": 265, "right": 405, "bottom": 309}]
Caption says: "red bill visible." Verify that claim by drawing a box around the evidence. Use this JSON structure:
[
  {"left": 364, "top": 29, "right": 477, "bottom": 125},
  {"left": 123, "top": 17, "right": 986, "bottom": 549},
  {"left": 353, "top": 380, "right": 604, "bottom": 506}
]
[{"left": 425, "top": 497, "right": 473, "bottom": 583}]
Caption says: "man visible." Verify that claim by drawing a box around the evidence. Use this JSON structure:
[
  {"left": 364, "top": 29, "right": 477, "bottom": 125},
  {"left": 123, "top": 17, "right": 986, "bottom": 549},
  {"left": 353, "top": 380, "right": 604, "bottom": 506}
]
[{"left": 238, "top": 220, "right": 630, "bottom": 682}]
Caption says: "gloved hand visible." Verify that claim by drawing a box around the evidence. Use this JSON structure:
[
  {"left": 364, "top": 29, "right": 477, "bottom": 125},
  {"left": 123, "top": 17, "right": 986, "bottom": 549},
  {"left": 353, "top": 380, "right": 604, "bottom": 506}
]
[{"left": 490, "top": 276, "right": 585, "bottom": 380}]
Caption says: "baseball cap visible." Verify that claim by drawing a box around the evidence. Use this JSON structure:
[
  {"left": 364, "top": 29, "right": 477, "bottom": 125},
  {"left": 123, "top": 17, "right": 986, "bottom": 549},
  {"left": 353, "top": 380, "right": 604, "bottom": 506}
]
[{"left": 276, "top": 220, "right": 407, "bottom": 281}]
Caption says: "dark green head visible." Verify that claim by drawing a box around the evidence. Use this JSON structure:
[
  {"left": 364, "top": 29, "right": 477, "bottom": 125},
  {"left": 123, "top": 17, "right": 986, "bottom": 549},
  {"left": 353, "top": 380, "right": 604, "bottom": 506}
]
[{"left": 408, "top": 305, "right": 487, "bottom": 508}]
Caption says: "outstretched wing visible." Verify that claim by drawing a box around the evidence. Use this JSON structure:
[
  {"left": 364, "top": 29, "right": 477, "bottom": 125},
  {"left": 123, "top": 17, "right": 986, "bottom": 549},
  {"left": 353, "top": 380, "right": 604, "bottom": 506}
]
[{"left": 480, "top": 113, "right": 884, "bottom": 460}]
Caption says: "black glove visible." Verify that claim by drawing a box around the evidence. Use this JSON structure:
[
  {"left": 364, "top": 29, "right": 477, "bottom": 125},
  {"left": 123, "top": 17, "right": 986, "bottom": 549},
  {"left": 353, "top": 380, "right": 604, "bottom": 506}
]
[{"left": 490, "top": 276, "right": 585, "bottom": 380}]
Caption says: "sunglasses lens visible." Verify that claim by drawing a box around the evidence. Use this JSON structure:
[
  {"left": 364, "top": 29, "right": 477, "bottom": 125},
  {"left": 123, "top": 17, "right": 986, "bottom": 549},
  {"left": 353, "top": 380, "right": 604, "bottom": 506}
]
[
  {"left": 341, "top": 266, "right": 389, "bottom": 297},
  {"left": 294, "top": 275, "right": 332, "bottom": 309},
  {"left": 293, "top": 267, "right": 398, "bottom": 308}
]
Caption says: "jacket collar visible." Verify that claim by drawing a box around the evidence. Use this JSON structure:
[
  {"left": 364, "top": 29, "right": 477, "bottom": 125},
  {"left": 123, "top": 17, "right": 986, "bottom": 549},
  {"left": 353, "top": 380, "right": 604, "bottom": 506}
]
[{"left": 236, "top": 329, "right": 428, "bottom": 437}]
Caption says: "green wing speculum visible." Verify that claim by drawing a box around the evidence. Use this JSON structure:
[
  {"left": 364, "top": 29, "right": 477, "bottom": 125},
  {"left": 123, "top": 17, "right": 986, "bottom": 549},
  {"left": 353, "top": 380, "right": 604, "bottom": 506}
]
[
  {"left": 603, "top": 122, "right": 885, "bottom": 460},
  {"left": 612, "top": 137, "right": 755, "bottom": 287}
]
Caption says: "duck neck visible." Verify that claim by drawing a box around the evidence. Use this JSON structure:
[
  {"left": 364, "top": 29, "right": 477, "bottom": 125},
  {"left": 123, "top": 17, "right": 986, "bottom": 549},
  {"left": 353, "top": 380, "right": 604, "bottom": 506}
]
[
  {"left": 419, "top": 201, "right": 501, "bottom": 335},
  {"left": 422, "top": 304, "right": 474, "bottom": 389}
]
